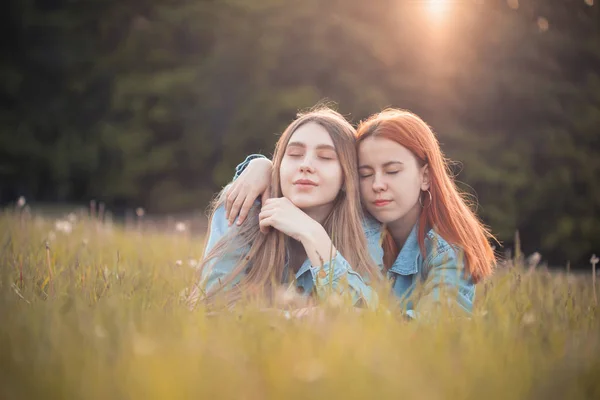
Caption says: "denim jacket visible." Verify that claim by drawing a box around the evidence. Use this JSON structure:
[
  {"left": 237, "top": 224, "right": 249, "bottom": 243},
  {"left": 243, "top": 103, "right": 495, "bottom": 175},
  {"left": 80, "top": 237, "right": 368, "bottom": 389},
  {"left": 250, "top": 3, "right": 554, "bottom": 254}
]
[
  {"left": 387, "top": 223, "right": 475, "bottom": 318},
  {"left": 199, "top": 204, "right": 384, "bottom": 308},
  {"left": 234, "top": 154, "right": 478, "bottom": 317}
]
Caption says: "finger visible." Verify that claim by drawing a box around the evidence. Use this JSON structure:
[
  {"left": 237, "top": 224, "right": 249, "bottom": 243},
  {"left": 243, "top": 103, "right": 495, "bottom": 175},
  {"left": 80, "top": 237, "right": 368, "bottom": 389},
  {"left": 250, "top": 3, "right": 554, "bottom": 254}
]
[
  {"left": 258, "top": 208, "right": 275, "bottom": 221},
  {"left": 261, "top": 185, "right": 271, "bottom": 205},
  {"left": 225, "top": 184, "right": 239, "bottom": 220},
  {"left": 259, "top": 216, "right": 273, "bottom": 234},
  {"left": 293, "top": 307, "right": 312, "bottom": 319},
  {"left": 229, "top": 192, "right": 247, "bottom": 226},
  {"left": 262, "top": 197, "right": 283, "bottom": 210},
  {"left": 237, "top": 195, "right": 256, "bottom": 225},
  {"left": 260, "top": 200, "right": 276, "bottom": 213},
  {"left": 263, "top": 197, "right": 278, "bottom": 207}
]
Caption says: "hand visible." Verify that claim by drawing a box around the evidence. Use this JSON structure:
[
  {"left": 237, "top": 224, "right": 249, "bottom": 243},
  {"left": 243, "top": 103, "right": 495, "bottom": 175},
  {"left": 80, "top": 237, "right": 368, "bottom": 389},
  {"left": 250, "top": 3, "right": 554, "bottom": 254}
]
[
  {"left": 290, "top": 307, "right": 326, "bottom": 321},
  {"left": 225, "top": 158, "right": 273, "bottom": 226},
  {"left": 258, "top": 197, "right": 316, "bottom": 240}
]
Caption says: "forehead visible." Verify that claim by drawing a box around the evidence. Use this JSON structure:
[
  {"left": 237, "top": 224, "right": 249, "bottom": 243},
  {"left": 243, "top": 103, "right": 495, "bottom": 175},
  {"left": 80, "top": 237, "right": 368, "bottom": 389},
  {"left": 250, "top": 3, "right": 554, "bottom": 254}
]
[
  {"left": 288, "top": 122, "right": 334, "bottom": 147},
  {"left": 358, "top": 136, "right": 414, "bottom": 165}
]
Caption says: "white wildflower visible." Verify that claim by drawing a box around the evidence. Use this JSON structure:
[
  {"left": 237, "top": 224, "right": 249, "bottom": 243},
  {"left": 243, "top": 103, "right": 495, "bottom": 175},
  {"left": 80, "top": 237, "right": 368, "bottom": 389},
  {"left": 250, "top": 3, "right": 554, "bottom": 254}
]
[
  {"left": 17, "top": 196, "right": 26, "bottom": 208},
  {"left": 188, "top": 259, "right": 200, "bottom": 269},
  {"left": 175, "top": 260, "right": 183, "bottom": 267},
  {"left": 136, "top": 207, "right": 145, "bottom": 217},
  {"left": 175, "top": 222, "right": 187, "bottom": 233},
  {"left": 54, "top": 220, "right": 73, "bottom": 234},
  {"left": 67, "top": 212, "right": 77, "bottom": 223},
  {"left": 527, "top": 252, "right": 542, "bottom": 268}
]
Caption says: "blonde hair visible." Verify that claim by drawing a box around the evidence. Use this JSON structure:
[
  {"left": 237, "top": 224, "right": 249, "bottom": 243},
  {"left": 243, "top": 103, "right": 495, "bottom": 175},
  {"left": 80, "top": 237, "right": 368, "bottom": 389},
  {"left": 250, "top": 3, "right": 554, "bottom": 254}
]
[{"left": 190, "top": 106, "right": 381, "bottom": 306}]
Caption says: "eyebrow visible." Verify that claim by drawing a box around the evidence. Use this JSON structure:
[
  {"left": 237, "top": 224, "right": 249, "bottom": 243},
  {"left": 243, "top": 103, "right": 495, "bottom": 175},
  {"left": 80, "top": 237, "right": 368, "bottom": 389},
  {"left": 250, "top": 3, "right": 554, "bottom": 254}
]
[
  {"left": 287, "top": 142, "right": 336, "bottom": 151},
  {"left": 358, "top": 161, "right": 404, "bottom": 169}
]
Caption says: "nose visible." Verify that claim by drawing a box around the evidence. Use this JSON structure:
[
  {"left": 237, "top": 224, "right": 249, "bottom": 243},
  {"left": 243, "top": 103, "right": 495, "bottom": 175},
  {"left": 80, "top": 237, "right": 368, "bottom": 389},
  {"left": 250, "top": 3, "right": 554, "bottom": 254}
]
[
  {"left": 372, "top": 173, "right": 387, "bottom": 192},
  {"left": 299, "top": 155, "right": 315, "bottom": 173}
]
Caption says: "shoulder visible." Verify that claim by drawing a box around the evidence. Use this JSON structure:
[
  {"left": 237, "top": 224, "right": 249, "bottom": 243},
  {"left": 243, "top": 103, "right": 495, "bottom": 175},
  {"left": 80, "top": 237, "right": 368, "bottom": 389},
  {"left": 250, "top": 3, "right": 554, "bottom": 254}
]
[
  {"left": 361, "top": 214, "right": 383, "bottom": 237},
  {"left": 422, "top": 229, "right": 465, "bottom": 268},
  {"left": 210, "top": 204, "right": 229, "bottom": 231}
]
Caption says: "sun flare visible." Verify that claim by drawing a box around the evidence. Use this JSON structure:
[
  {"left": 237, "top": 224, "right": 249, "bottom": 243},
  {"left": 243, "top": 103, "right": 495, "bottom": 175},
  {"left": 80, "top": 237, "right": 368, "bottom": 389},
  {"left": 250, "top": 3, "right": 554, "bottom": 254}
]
[{"left": 427, "top": 0, "right": 449, "bottom": 16}]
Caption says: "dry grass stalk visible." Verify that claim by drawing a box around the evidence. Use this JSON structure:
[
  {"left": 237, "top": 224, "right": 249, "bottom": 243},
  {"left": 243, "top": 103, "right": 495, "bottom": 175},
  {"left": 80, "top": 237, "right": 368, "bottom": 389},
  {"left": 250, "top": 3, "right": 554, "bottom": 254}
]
[
  {"left": 591, "top": 254, "right": 599, "bottom": 306},
  {"left": 45, "top": 241, "right": 54, "bottom": 297}
]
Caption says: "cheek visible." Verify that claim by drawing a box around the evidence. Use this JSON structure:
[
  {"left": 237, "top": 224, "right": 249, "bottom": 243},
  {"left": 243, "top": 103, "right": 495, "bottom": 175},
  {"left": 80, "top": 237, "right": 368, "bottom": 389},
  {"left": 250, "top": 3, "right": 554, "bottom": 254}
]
[
  {"left": 278, "top": 164, "right": 293, "bottom": 193},
  {"left": 359, "top": 180, "right": 371, "bottom": 198},
  {"left": 391, "top": 173, "right": 421, "bottom": 202},
  {"left": 279, "top": 161, "right": 293, "bottom": 181},
  {"left": 325, "top": 164, "right": 343, "bottom": 188}
]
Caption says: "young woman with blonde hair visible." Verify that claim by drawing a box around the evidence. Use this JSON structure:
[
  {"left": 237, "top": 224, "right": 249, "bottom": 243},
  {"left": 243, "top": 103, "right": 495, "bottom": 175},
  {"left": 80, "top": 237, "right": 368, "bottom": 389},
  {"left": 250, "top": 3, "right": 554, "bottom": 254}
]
[{"left": 188, "top": 107, "right": 383, "bottom": 309}]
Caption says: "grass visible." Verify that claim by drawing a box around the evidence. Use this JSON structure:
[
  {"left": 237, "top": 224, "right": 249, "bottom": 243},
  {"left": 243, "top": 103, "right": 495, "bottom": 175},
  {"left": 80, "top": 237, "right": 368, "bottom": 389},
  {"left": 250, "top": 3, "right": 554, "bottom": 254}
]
[{"left": 1, "top": 207, "right": 599, "bottom": 399}]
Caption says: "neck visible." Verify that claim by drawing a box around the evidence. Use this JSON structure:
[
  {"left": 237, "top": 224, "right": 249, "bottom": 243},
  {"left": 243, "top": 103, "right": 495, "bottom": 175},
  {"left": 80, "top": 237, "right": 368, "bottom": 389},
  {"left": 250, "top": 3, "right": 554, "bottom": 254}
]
[
  {"left": 387, "top": 202, "right": 421, "bottom": 250},
  {"left": 302, "top": 203, "right": 333, "bottom": 226}
]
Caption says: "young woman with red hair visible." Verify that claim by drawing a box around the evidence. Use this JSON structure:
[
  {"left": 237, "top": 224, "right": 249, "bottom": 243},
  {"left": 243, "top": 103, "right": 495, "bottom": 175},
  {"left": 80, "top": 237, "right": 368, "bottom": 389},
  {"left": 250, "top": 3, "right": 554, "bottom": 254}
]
[
  {"left": 226, "top": 108, "right": 496, "bottom": 317},
  {"left": 354, "top": 109, "right": 496, "bottom": 317}
]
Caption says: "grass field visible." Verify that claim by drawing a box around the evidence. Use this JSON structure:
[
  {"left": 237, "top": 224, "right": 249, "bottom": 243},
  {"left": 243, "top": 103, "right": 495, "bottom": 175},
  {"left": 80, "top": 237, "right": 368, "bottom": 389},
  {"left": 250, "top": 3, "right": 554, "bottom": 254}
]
[{"left": 1, "top": 207, "right": 599, "bottom": 399}]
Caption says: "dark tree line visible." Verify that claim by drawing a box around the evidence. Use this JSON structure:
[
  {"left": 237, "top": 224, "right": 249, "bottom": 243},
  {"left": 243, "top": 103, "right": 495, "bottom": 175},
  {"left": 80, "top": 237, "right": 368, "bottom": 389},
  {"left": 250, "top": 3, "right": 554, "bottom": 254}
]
[{"left": 1, "top": 0, "right": 599, "bottom": 267}]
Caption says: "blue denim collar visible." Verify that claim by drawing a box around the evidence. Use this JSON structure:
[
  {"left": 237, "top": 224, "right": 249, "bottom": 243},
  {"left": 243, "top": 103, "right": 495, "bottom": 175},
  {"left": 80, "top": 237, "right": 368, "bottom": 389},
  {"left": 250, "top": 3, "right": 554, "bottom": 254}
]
[{"left": 389, "top": 223, "right": 420, "bottom": 275}]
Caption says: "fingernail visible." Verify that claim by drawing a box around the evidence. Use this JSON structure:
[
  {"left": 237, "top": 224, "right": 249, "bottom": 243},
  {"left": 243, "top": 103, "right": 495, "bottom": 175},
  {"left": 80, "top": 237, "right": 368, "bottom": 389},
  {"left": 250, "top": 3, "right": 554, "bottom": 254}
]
[{"left": 237, "top": 220, "right": 241, "bottom": 225}]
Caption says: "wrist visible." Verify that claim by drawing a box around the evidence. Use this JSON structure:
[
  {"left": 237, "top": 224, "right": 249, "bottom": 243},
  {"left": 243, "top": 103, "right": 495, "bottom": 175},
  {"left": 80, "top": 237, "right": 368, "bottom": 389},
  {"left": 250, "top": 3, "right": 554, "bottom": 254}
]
[
  {"left": 249, "top": 157, "right": 273, "bottom": 170},
  {"left": 298, "top": 219, "right": 322, "bottom": 245}
]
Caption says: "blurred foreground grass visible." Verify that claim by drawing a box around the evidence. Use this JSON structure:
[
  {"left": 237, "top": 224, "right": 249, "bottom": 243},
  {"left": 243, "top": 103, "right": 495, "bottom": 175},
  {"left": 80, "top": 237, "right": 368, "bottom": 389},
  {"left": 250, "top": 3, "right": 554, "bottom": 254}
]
[{"left": 1, "top": 208, "right": 599, "bottom": 400}]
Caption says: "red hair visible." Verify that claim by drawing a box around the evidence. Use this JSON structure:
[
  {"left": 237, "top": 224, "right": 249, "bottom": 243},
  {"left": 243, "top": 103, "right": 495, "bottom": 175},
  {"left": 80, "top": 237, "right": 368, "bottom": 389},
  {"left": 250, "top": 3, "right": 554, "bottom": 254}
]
[{"left": 356, "top": 109, "right": 496, "bottom": 282}]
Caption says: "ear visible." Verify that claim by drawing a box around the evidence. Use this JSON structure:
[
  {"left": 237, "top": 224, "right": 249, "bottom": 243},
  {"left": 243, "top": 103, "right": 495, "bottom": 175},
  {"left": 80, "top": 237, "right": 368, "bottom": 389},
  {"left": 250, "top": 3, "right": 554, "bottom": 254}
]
[{"left": 420, "top": 164, "right": 431, "bottom": 191}]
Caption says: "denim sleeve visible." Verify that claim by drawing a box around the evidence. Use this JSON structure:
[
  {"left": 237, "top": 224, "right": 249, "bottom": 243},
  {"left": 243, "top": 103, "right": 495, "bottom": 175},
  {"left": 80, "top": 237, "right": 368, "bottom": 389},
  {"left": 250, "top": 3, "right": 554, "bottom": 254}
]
[
  {"left": 408, "top": 246, "right": 475, "bottom": 319},
  {"left": 305, "top": 251, "right": 380, "bottom": 309},
  {"left": 197, "top": 205, "right": 247, "bottom": 294},
  {"left": 234, "top": 154, "right": 269, "bottom": 181}
]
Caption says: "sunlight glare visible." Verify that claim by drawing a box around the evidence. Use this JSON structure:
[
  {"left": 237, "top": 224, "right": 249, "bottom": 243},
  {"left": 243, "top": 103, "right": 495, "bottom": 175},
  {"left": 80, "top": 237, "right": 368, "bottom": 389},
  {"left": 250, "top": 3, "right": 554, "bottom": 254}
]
[{"left": 428, "top": 0, "right": 450, "bottom": 17}]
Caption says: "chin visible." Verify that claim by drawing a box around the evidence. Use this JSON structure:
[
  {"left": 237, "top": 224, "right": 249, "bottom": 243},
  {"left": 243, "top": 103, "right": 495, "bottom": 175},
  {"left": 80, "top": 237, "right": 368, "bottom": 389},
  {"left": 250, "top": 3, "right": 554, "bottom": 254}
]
[
  {"left": 289, "top": 190, "right": 337, "bottom": 210},
  {"left": 366, "top": 209, "right": 397, "bottom": 224},
  {"left": 288, "top": 196, "right": 320, "bottom": 209}
]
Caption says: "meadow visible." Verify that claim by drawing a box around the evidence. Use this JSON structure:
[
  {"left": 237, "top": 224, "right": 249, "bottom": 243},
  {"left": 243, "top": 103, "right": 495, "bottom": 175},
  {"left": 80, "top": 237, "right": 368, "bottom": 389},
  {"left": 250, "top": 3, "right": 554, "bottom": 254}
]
[{"left": 1, "top": 205, "right": 599, "bottom": 400}]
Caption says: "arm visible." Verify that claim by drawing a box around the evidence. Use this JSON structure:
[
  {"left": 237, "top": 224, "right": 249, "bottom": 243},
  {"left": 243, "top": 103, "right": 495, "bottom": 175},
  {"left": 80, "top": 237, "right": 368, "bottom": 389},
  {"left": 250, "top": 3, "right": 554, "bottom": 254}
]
[
  {"left": 259, "top": 198, "right": 380, "bottom": 309},
  {"left": 407, "top": 247, "right": 475, "bottom": 319},
  {"left": 189, "top": 205, "right": 247, "bottom": 306},
  {"left": 298, "top": 221, "right": 379, "bottom": 309},
  {"left": 234, "top": 154, "right": 269, "bottom": 180},
  {"left": 226, "top": 155, "right": 273, "bottom": 226}
]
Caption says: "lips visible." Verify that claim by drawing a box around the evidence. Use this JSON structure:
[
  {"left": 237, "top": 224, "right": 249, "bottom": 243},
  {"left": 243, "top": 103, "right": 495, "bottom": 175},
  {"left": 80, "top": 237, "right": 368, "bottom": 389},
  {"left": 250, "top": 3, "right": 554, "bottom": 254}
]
[
  {"left": 373, "top": 199, "right": 391, "bottom": 207},
  {"left": 294, "top": 179, "right": 318, "bottom": 186}
]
